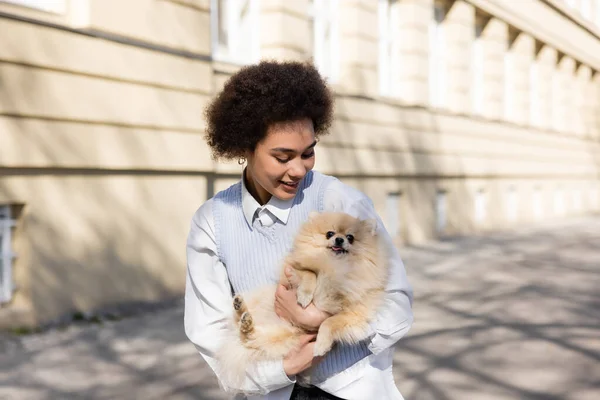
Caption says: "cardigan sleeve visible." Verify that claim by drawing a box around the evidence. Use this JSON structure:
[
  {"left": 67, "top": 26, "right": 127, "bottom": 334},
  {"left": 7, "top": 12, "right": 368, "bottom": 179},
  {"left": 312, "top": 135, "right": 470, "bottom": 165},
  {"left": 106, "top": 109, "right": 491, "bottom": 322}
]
[
  {"left": 183, "top": 199, "right": 295, "bottom": 395},
  {"left": 322, "top": 180, "right": 414, "bottom": 355}
]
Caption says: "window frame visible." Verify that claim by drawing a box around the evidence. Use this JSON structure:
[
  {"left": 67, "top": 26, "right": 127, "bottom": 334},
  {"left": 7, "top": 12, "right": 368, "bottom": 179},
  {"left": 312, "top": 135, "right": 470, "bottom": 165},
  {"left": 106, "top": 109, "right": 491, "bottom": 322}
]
[
  {"left": 378, "top": 0, "right": 401, "bottom": 97},
  {"left": 210, "top": 0, "right": 261, "bottom": 65},
  {"left": 554, "top": 187, "right": 565, "bottom": 216},
  {"left": 573, "top": 188, "right": 582, "bottom": 212},
  {"left": 533, "top": 187, "right": 543, "bottom": 219},
  {"left": 580, "top": 0, "right": 592, "bottom": 19},
  {"left": 312, "top": 0, "right": 339, "bottom": 84},
  {"left": 506, "top": 186, "right": 518, "bottom": 222},
  {"left": 591, "top": 185, "right": 599, "bottom": 210},
  {"left": 0, "top": 0, "right": 66, "bottom": 13},
  {"left": 429, "top": 2, "right": 447, "bottom": 108},
  {"left": 0, "top": 205, "right": 16, "bottom": 304},
  {"left": 435, "top": 190, "right": 447, "bottom": 234},
  {"left": 386, "top": 192, "right": 402, "bottom": 239},
  {"left": 475, "top": 188, "right": 487, "bottom": 224}
]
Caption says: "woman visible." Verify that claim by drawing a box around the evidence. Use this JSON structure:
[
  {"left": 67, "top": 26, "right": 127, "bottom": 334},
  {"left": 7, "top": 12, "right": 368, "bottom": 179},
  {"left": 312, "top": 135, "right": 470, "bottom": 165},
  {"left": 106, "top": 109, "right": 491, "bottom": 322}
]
[{"left": 184, "top": 61, "right": 414, "bottom": 400}]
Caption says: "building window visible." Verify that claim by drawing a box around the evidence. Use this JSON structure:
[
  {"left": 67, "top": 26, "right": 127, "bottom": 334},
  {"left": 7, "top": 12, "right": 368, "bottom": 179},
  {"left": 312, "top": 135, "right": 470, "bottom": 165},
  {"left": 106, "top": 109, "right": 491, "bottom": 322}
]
[
  {"left": 313, "top": 0, "right": 339, "bottom": 83},
  {"left": 378, "top": 0, "right": 401, "bottom": 96},
  {"left": 211, "top": 0, "right": 261, "bottom": 65},
  {"left": 0, "top": 206, "right": 16, "bottom": 304},
  {"left": 475, "top": 188, "right": 487, "bottom": 224},
  {"left": 504, "top": 38, "right": 515, "bottom": 121},
  {"left": 552, "top": 55, "right": 564, "bottom": 131},
  {"left": 429, "top": 1, "right": 447, "bottom": 108},
  {"left": 591, "top": 185, "right": 599, "bottom": 210},
  {"left": 595, "top": 71, "right": 600, "bottom": 132},
  {"left": 554, "top": 187, "right": 565, "bottom": 216},
  {"left": 472, "top": 21, "right": 485, "bottom": 115},
  {"left": 573, "top": 189, "right": 582, "bottom": 212},
  {"left": 1, "top": 0, "right": 66, "bottom": 13},
  {"left": 530, "top": 58, "right": 540, "bottom": 126},
  {"left": 436, "top": 190, "right": 447, "bottom": 233},
  {"left": 581, "top": 0, "right": 592, "bottom": 19},
  {"left": 533, "top": 187, "right": 543, "bottom": 219},
  {"left": 506, "top": 186, "right": 518, "bottom": 222},
  {"left": 386, "top": 192, "right": 402, "bottom": 239}
]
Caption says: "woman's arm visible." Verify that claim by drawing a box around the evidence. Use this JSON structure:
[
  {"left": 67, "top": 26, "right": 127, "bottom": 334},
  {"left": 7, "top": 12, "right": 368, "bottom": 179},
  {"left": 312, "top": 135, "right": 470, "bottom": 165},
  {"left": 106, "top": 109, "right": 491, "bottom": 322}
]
[
  {"left": 183, "top": 200, "right": 295, "bottom": 395},
  {"left": 323, "top": 180, "right": 415, "bottom": 355}
]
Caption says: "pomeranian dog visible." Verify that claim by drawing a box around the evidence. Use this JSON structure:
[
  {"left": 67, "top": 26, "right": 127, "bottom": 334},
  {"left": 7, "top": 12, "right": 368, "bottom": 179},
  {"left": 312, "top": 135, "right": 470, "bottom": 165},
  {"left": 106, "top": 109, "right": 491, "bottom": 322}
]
[{"left": 216, "top": 211, "right": 390, "bottom": 392}]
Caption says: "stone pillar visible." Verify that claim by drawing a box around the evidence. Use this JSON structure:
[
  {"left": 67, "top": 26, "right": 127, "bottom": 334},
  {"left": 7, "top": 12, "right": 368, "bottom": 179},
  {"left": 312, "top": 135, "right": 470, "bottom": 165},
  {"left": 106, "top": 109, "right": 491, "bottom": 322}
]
[
  {"left": 503, "top": 29, "right": 515, "bottom": 123},
  {"left": 529, "top": 41, "right": 543, "bottom": 128},
  {"left": 260, "top": 0, "right": 311, "bottom": 61},
  {"left": 551, "top": 53, "right": 566, "bottom": 132},
  {"left": 557, "top": 55, "right": 576, "bottom": 134},
  {"left": 511, "top": 32, "right": 534, "bottom": 125},
  {"left": 469, "top": 13, "right": 487, "bottom": 116},
  {"left": 444, "top": 0, "right": 474, "bottom": 114},
  {"left": 538, "top": 46, "right": 557, "bottom": 131},
  {"left": 397, "top": 0, "right": 432, "bottom": 106},
  {"left": 481, "top": 17, "right": 506, "bottom": 120},
  {"left": 575, "top": 64, "right": 591, "bottom": 137},
  {"left": 592, "top": 72, "right": 600, "bottom": 140}
]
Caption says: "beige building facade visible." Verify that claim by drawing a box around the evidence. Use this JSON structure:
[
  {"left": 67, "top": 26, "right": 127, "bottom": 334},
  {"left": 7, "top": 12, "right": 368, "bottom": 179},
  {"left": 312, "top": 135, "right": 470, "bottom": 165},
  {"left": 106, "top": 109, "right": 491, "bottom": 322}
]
[{"left": 0, "top": 0, "right": 599, "bottom": 328}]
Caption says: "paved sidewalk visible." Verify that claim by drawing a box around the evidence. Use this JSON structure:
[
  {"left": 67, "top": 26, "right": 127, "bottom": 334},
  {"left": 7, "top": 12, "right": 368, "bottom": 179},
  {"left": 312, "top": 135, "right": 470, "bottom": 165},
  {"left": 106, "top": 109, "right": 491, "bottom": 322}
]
[{"left": 1, "top": 217, "right": 599, "bottom": 400}]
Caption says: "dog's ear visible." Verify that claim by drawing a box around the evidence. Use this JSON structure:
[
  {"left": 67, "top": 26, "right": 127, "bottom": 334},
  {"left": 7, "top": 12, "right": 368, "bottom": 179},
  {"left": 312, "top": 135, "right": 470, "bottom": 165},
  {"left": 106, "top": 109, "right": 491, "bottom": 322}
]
[
  {"left": 308, "top": 211, "right": 320, "bottom": 220},
  {"left": 362, "top": 218, "right": 378, "bottom": 236}
]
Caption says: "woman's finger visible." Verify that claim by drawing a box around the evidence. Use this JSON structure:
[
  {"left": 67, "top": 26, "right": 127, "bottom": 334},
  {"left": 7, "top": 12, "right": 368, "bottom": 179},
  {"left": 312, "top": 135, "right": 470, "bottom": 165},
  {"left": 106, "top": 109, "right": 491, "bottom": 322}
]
[
  {"left": 299, "top": 333, "right": 317, "bottom": 344},
  {"left": 276, "top": 282, "right": 289, "bottom": 296}
]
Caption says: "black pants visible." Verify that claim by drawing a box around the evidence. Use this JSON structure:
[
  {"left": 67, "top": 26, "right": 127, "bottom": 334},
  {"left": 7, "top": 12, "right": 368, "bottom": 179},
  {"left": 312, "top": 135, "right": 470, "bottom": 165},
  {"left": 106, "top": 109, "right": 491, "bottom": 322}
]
[{"left": 289, "top": 384, "right": 346, "bottom": 400}]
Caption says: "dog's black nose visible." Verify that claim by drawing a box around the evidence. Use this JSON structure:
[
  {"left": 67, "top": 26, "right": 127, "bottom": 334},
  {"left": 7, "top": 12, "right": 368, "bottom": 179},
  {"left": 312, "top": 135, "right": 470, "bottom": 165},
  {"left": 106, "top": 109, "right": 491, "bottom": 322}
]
[{"left": 335, "top": 237, "right": 344, "bottom": 246}]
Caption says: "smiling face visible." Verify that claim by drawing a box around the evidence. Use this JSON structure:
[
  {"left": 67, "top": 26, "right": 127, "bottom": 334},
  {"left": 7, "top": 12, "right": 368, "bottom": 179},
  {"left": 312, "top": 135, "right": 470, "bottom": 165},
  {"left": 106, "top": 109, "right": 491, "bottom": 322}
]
[
  {"left": 244, "top": 118, "right": 317, "bottom": 205},
  {"left": 325, "top": 229, "right": 355, "bottom": 255},
  {"left": 294, "top": 212, "right": 378, "bottom": 259}
]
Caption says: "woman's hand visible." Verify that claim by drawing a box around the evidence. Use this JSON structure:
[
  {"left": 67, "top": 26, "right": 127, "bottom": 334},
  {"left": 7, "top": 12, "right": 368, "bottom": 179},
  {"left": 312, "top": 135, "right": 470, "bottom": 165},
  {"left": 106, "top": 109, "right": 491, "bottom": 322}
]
[
  {"left": 274, "top": 270, "right": 330, "bottom": 332},
  {"left": 282, "top": 333, "right": 323, "bottom": 376}
]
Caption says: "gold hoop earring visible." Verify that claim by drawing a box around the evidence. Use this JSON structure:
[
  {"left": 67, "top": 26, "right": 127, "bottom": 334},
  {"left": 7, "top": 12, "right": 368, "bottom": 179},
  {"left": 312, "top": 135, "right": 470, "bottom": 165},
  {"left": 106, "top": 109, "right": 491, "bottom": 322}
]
[{"left": 238, "top": 156, "right": 246, "bottom": 165}]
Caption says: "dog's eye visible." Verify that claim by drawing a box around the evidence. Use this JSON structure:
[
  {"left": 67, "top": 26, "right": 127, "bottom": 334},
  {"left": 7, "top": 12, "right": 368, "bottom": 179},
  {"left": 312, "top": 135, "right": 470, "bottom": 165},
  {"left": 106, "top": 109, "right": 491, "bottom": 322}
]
[
  {"left": 326, "top": 231, "right": 335, "bottom": 239},
  {"left": 346, "top": 234, "right": 354, "bottom": 244}
]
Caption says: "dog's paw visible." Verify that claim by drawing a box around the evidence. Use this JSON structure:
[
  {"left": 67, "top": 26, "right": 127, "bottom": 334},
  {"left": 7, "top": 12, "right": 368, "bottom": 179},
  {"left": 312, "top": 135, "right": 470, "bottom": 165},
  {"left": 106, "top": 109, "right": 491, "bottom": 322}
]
[
  {"left": 285, "top": 267, "right": 301, "bottom": 289},
  {"left": 240, "top": 311, "right": 254, "bottom": 334},
  {"left": 313, "top": 334, "right": 333, "bottom": 357},
  {"left": 233, "top": 295, "right": 243, "bottom": 311},
  {"left": 296, "top": 289, "right": 313, "bottom": 309}
]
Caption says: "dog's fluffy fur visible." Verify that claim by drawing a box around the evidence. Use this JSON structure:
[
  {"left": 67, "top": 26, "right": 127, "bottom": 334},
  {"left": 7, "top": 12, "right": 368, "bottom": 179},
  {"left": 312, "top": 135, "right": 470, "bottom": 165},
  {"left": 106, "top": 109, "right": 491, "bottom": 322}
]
[{"left": 216, "top": 211, "right": 390, "bottom": 392}]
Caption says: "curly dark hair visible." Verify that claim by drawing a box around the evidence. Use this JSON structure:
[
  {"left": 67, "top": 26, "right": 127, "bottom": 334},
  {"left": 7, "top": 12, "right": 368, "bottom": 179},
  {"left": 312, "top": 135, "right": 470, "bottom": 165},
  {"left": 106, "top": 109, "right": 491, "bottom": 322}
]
[{"left": 204, "top": 60, "right": 334, "bottom": 160}]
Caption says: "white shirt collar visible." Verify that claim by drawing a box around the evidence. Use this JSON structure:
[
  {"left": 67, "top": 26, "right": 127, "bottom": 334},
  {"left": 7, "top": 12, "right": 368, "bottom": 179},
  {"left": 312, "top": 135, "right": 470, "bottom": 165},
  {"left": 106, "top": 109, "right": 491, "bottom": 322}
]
[{"left": 241, "top": 169, "right": 294, "bottom": 227}]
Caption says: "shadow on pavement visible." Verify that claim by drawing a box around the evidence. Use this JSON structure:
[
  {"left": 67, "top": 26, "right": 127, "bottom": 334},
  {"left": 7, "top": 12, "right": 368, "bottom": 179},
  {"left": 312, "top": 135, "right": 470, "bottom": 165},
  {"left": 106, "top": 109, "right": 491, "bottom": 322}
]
[
  {"left": 394, "top": 217, "right": 600, "bottom": 400},
  {"left": 1, "top": 217, "right": 599, "bottom": 400}
]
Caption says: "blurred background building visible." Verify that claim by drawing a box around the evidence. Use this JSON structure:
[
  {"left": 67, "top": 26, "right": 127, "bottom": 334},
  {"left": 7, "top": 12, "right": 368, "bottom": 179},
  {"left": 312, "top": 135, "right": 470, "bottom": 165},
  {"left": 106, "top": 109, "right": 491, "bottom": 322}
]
[{"left": 0, "top": 0, "right": 599, "bottom": 329}]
